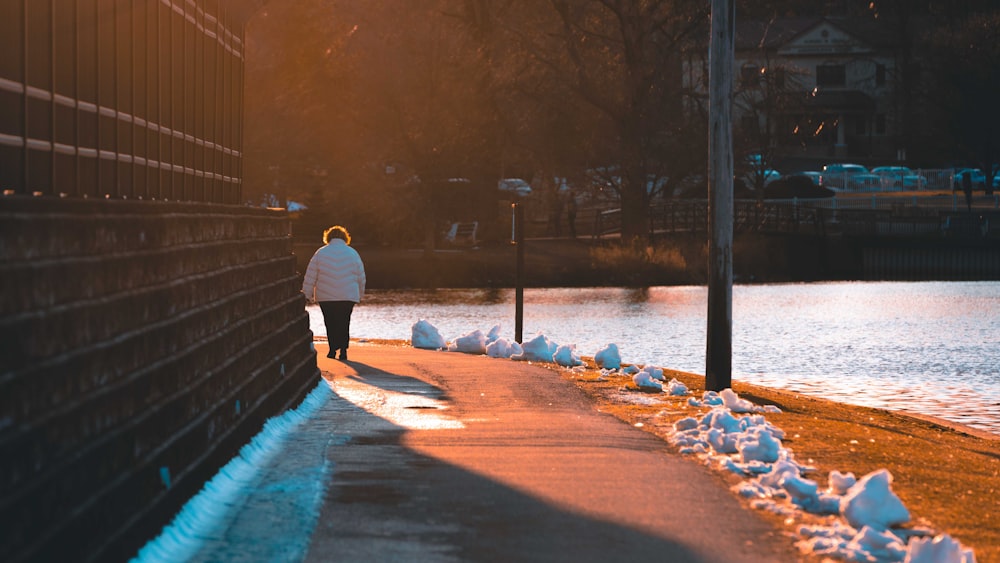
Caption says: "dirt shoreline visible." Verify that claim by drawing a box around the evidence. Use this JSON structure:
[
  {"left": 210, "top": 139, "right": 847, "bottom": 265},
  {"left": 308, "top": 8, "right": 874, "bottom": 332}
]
[{"left": 890, "top": 410, "right": 1000, "bottom": 442}]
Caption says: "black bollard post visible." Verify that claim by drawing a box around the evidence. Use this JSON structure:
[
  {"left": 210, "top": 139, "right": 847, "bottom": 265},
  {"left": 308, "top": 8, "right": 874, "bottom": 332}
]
[{"left": 513, "top": 203, "right": 525, "bottom": 343}]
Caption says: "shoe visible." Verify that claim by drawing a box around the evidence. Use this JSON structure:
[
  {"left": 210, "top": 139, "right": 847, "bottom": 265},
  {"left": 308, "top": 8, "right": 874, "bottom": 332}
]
[
  {"left": 337, "top": 350, "right": 348, "bottom": 361},
  {"left": 326, "top": 352, "right": 336, "bottom": 359}
]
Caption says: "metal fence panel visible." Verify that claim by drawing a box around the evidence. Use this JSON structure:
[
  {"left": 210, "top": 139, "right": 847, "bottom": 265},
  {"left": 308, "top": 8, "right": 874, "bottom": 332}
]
[{"left": 0, "top": 0, "right": 245, "bottom": 203}]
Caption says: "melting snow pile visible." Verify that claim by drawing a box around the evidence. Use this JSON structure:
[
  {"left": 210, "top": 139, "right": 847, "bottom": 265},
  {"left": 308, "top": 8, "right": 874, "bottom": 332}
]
[
  {"left": 409, "top": 319, "right": 977, "bottom": 563},
  {"left": 671, "top": 389, "right": 976, "bottom": 563},
  {"left": 414, "top": 321, "right": 587, "bottom": 368},
  {"left": 626, "top": 364, "right": 689, "bottom": 396},
  {"left": 594, "top": 342, "right": 622, "bottom": 369},
  {"left": 411, "top": 319, "right": 447, "bottom": 350}
]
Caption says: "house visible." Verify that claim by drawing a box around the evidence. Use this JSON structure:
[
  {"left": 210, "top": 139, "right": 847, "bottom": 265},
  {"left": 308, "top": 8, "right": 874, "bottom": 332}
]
[{"left": 686, "top": 17, "right": 908, "bottom": 165}]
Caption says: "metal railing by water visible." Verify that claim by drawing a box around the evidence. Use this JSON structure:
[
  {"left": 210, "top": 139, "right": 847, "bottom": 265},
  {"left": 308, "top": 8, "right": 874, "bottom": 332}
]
[
  {"left": 592, "top": 196, "right": 1000, "bottom": 240},
  {"left": 777, "top": 194, "right": 1000, "bottom": 211},
  {"left": 593, "top": 200, "right": 825, "bottom": 238},
  {"left": 821, "top": 168, "right": 957, "bottom": 193}
]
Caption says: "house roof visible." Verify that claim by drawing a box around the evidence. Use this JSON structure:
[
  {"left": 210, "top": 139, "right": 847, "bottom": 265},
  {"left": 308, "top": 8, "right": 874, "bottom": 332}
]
[
  {"left": 736, "top": 17, "right": 893, "bottom": 53},
  {"left": 736, "top": 17, "right": 824, "bottom": 51}
]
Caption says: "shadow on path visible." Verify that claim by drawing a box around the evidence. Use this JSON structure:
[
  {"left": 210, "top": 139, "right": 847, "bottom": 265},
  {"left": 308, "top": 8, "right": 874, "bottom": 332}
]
[
  {"left": 307, "top": 373, "right": 712, "bottom": 562},
  {"left": 304, "top": 343, "right": 789, "bottom": 562}
]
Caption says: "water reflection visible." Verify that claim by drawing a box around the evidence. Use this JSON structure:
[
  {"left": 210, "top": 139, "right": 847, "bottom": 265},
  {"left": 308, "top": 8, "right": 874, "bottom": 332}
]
[
  {"left": 626, "top": 287, "right": 650, "bottom": 303},
  {"left": 366, "top": 288, "right": 510, "bottom": 306},
  {"left": 312, "top": 281, "right": 1000, "bottom": 435}
]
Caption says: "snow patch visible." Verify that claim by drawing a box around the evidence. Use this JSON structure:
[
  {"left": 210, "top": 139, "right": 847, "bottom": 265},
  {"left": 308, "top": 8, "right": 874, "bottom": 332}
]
[
  {"left": 411, "top": 319, "right": 446, "bottom": 350},
  {"left": 594, "top": 343, "right": 622, "bottom": 369}
]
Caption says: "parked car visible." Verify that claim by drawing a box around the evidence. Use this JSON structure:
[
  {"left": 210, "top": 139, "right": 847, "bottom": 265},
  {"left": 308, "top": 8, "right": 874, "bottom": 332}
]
[
  {"left": 743, "top": 168, "right": 782, "bottom": 188},
  {"left": 870, "top": 166, "right": 927, "bottom": 190},
  {"left": 849, "top": 174, "right": 883, "bottom": 191},
  {"left": 498, "top": 178, "right": 533, "bottom": 197},
  {"left": 763, "top": 174, "right": 835, "bottom": 199},
  {"left": 798, "top": 171, "right": 823, "bottom": 186},
  {"left": 553, "top": 177, "right": 573, "bottom": 193},
  {"left": 953, "top": 168, "right": 987, "bottom": 191},
  {"left": 820, "top": 163, "right": 882, "bottom": 191}
]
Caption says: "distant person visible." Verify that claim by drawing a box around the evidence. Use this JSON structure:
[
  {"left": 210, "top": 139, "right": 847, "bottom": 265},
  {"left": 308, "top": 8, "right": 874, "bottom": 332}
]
[
  {"left": 961, "top": 171, "right": 973, "bottom": 212},
  {"left": 567, "top": 193, "right": 578, "bottom": 239},
  {"left": 551, "top": 194, "right": 564, "bottom": 237},
  {"left": 302, "top": 225, "right": 366, "bottom": 361}
]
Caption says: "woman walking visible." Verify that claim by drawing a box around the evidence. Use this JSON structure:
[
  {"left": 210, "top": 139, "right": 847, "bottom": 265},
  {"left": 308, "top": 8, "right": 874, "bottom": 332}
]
[{"left": 302, "top": 225, "right": 366, "bottom": 361}]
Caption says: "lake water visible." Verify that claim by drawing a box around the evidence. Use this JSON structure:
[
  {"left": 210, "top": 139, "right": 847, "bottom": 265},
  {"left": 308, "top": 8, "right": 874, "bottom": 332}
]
[{"left": 307, "top": 281, "right": 1000, "bottom": 435}]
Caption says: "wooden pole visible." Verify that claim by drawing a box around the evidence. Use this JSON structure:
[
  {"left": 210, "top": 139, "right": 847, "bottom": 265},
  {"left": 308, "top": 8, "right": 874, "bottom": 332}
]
[{"left": 706, "top": 0, "right": 734, "bottom": 391}]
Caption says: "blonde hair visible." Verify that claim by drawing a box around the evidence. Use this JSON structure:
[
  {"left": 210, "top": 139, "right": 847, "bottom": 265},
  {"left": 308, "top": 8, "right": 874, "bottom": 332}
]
[{"left": 323, "top": 225, "right": 351, "bottom": 245}]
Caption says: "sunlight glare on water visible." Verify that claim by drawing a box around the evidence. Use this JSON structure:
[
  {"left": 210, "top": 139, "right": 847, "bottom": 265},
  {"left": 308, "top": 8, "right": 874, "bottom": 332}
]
[{"left": 308, "top": 281, "right": 1000, "bottom": 435}]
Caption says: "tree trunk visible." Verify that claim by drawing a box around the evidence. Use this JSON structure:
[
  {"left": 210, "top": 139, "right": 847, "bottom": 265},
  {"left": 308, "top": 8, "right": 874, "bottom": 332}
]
[
  {"left": 619, "top": 187, "right": 650, "bottom": 243},
  {"left": 618, "top": 140, "right": 651, "bottom": 243}
]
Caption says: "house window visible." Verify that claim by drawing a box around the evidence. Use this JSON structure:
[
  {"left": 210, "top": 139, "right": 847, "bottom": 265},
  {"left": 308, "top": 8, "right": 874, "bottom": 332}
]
[
  {"left": 740, "top": 63, "right": 760, "bottom": 88},
  {"left": 876, "top": 64, "right": 886, "bottom": 86},
  {"left": 875, "top": 114, "right": 887, "bottom": 135},
  {"left": 816, "top": 64, "right": 846, "bottom": 87}
]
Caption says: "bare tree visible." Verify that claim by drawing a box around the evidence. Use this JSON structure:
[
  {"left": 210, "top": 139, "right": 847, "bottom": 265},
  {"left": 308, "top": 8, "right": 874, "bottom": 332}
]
[
  {"left": 924, "top": 9, "right": 1000, "bottom": 189},
  {"left": 732, "top": 18, "right": 809, "bottom": 193},
  {"left": 546, "top": 0, "right": 707, "bottom": 242},
  {"left": 460, "top": 0, "right": 707, "bottom": 242}
]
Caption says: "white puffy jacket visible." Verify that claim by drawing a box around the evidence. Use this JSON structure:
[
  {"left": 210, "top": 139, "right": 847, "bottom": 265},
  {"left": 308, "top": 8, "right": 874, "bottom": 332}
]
[{"left": 301, "top": 239, "right": 366, "bottom": 303}]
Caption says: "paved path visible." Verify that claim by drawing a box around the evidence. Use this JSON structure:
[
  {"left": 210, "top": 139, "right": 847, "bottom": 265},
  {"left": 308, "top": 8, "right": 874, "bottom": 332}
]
[{"left": 303, "top": 343, "right": 797, "bottom": 562}]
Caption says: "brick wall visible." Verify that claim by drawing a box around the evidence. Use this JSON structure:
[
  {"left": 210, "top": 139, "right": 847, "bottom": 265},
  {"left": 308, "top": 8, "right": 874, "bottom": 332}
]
[{"left": 0, "top": 197, "right": 319, "bottom": 562}]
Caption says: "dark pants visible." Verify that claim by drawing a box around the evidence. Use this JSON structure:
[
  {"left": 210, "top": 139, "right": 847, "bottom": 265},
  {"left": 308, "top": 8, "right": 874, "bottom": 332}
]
[{"left": 319, "top": 301, "right": 355, "bottom": 356}]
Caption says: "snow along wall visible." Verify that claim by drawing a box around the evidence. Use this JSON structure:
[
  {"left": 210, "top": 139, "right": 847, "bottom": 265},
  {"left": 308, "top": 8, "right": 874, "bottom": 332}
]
[{"left": 0, "top": 197, "right": 319, "bottom": 562}]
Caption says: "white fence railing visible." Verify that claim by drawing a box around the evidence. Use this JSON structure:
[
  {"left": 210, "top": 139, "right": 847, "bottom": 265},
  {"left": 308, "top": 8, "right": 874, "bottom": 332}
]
[
  {"left": 820, "top": 168, "right": 957, "bottom": 193},
  {"left": 769, "top": 194, "right": 1000, "bottom": 211},
  {"left": 768, "top": 193, "right": 1000, "bottom": 211}
]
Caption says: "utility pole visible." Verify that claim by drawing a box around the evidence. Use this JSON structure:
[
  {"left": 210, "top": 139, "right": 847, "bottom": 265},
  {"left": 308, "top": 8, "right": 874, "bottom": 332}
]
[{"left": 706, "top": 0, "right": 734, "bottom": 391}]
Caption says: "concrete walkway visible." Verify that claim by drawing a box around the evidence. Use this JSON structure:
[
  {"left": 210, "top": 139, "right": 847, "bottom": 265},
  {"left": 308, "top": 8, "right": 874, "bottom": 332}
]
[{"left": 303, "top": 342, "right": 797, "bottom": 562}]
